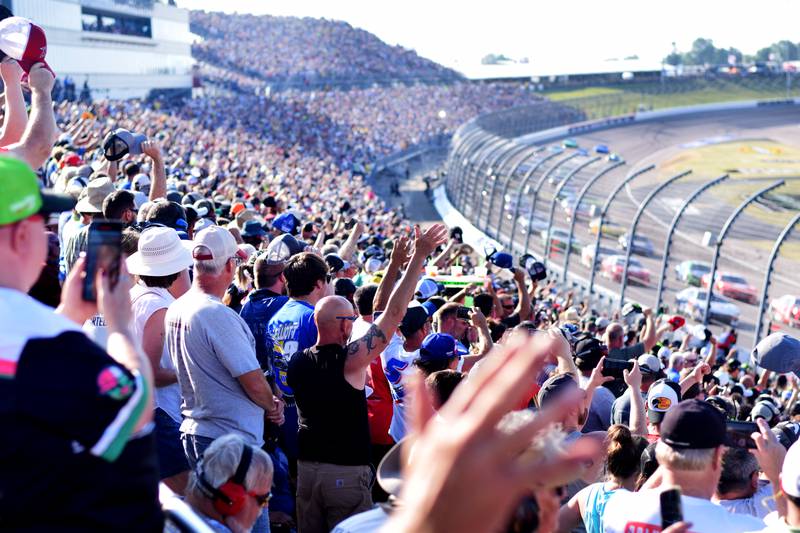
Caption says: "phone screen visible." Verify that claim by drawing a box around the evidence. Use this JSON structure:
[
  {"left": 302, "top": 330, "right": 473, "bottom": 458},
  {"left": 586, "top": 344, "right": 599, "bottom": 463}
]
[
  {"left": 725, "top": 421, "right": 758, "bottom": 449},
  {"left": 660, "top": 487, "right": 683, "bottom": 529},
  {"left": 82, "top": 221, "right": 123, "bottom": 301},
  {"left": 602, "top": 359, "right": 634, "bottom": 379}
]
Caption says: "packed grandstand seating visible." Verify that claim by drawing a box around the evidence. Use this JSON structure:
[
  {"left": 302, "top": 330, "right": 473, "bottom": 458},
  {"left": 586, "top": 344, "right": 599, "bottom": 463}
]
[{"left": 7, "top": 8, "right": 800, "bottom": 533}]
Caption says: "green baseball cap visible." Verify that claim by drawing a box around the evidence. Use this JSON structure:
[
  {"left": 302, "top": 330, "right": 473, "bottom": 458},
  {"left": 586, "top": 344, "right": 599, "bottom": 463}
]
[{"left": 0, "top": 156, "right": 75, "bottom": 225}]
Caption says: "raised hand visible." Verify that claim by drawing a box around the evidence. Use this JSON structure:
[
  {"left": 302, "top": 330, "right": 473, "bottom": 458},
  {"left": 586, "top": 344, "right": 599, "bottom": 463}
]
[
  {"left": 27, "top": 63, "right": 55, "bottom": 94},
  {"left": 140, "top": 140, "right": 163, "bottom": 162},
  {"left": 412, "top": 223, "right": 448, "bottom": 258}
]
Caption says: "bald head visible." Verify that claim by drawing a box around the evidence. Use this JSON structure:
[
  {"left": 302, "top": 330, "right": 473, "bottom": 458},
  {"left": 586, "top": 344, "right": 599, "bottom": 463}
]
[
  {"left": 315, "top": 295, "right": 356, "bottom": 346},
  {"left": 604, "top": 322, "right": 624, "bottom": 349}
]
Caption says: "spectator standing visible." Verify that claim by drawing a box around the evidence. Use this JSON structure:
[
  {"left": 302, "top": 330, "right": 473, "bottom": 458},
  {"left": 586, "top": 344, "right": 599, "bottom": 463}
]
[
  {"left": 166, "top": 226, "right": 282, "bottom": 467},
  {"left": 127, "top": 226, "right": 194, "bottom": 492},
  {"left": 0, "top": 157, "right": 161, "bottom": 529},
  {"left": 288, "top": 224, "right": 447, "bottom": 532},
  {"left": 601, "top": 400, "right": 765, "bottom": 532}
]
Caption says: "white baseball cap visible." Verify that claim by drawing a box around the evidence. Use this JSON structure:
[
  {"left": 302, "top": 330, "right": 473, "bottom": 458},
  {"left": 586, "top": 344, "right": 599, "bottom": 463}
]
[
  {"left": 126, "top": 227, "right": 194, "bottom": 277},
  {"left": 415, "top": 277, "right": 440, "bottom": 300},
  {"left": 646, "top": 379, "right": 681, "bottom": 424},
  {"left": 782, "top": 440, "right": 800, "bottom": 497},
  {"left": 192, "top": 225, "right": 242, "bottom": 263},
  {"left": 638, "top": 353, "right": 663, "bottom": 375}
]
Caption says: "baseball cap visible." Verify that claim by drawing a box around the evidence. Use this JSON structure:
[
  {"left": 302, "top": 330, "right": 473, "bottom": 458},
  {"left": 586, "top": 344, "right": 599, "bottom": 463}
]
[
  {"left": 0, "top": 157, "right": 74, "bottom": 225},
  {"left": 334, "top": 278, "right": 357, "bottom": 297},
  {"left": 272, "top": 212, "right": 300, "bottom": 235},
  {"left": 126, "top": 227, "right": 193, "bottom": 277},
  {"left": 752, "top": 333, "right": 800, "bottom": 377},
  {"left": 419, "top": 333, "right": 459, "bottom": 363},
  {"left": 415, "top": 277, "right": 440, "bottom": 300},
  {"left": 421, "top": 300, "right": 439, "bottom": 317},
  {"left": 537, "top": 373, "right": 578, "bottom": 408},
  {"left": 102, "top": 128, "right": 147, "bottom": 161},
  {"left": 75, "top": 177, "right": 114, "bottom": 214},
  {"left": 668, "top": 315, "right": 686, "bottom": 331},
  {"left": 595, "top": 317, "right": 610, "bottom": 330},
  {"left": 750, "top": 400, "right": 780, "bottom": 424},
  {"left": 241, "top": 219, "right": 267, "bottom": 239},
  {"left": 325, "top": 253, "right": 349, "bottom": 274},
  {"left": 0, "top": 17, "right": 52, "bottom": 74},
  {"left": 574, "top": 337, "right": 606, "bottom": 368},
  {"left": 646, "top": 379, "right": 681, "bottom": 424},
  {"left": 706, "top": 395, "right": 737, "bottom": 420},
  {"left": 773, "top": 421, "right": 800, "bottom": 450},
  {"left": 399, "top": 303, "right": 429, "bottom": 337},
  {"left": 660, "top": 399, "right": 726, "bottom": 449},
  {"left": 192, "top": 225, "right": 241, "bottom": 263},
  {"left": 132, "top": 173, "right": 151, "bottom": 191},
  {"left": 193, "top": 217, "right": 215, "bottom": 235},
  {"left": 265, "top": 233, "right": 306, "bottom": 262},
  {"left": 638, "top": 354, "right": 663, "bottom": 375},
  {"left": 782, "top": 440, "right": 800, "bottom": 498}
]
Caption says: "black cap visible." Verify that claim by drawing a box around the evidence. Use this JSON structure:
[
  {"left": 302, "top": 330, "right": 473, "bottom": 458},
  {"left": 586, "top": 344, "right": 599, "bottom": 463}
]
[
  {"left": 574, "top": 337, "right": 606, "bottom": 368},
  {"left": 399, "top": 305, "right": 429, "bottom": 337},
  {"left": 537, "top": 373, "right": 578, "bottom": 408},
  {"left": 325, "top": 253, "right": 346, "bottom": 274},
  {"left": 660, "top": 399, "right": 726, "bottom": 449},
  {"left": 773, "top": 421, "right": 800, "bottom": 450}
]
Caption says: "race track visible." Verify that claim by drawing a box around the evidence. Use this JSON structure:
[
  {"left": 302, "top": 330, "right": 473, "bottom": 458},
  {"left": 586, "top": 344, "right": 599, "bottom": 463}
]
[{"left": 467, "top": 105, "right": 800, "bottom": 349}]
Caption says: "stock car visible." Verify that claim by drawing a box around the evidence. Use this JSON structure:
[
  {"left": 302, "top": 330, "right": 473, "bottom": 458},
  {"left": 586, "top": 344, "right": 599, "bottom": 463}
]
[
  {"left": 607, "top": 153, "right": 623, "bottom": 163},
  {"left": 515, "top": 214, "right": 549, "bottom": 235},
  {"left": 589, "top": 217, "right": 626, "bottom": 237},
  {"left": 700, "top": 272, "right": 758, "bottom": 304},
  {"left": 581, "top": 244, "right": 617, "bottom": 268},
  {"left": 618, "top": 232, "right": 655, "bottom": 257},
  {"left": 601, "top": 255, "right": 651, "bottom": 285},
  {"left": 770, "top": 294, "right": 800, "bottom": 327},
  {"left": 541, "top": 228, "right": 582, "bottom": 255},
  {"left": 675, "top": 287, "right": 740, "bottom": 326},
  {"left": 674, "top": 260, "right": 712, "bottom": 287},
  {"left": 563, "top": 138, "right": 578, "bottom": 149},
  {"left": 594, "top": 144, "right": 610, "bottom": 154},
  {"left": 561, "top": 197, "right": 599, "bottom": 221}
]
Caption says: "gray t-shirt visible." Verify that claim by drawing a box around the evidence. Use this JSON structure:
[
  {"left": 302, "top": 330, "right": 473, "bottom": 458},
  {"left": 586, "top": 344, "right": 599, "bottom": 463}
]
[
  {"left": 166, "top": 289, "right": 264, "bottom": 446},
  {"left": 579, "top": 375, "right": 615, "bottom": 433},
  {"left": 608, "top": 342, "right": 645, "bottom": 361},
  {"left": 610, "top": 388, "right": 648, "bottom": 426}
]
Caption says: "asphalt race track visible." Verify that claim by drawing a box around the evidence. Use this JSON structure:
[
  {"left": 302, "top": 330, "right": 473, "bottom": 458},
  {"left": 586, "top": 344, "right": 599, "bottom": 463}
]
[{"left": 466, "top": 105, "right": 800, "bottom": 350}]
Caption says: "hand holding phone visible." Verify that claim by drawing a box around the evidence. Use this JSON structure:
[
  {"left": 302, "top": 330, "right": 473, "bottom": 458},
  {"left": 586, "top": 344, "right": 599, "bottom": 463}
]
[
  {"left": 725, "top": 421, "right": 758, "bottom": 449},
  {"left": 660, "top": 487, "right": 683, "bottom": 529},
  {"left": 602, "top": 358, "right": 634, "bottom": 380},
  {"left": 82, "top": 221, "right": 123, "bottom": 301}
]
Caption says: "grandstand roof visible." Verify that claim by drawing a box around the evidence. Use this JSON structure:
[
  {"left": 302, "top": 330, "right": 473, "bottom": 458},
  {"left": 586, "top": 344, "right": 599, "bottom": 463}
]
[{"left": 458, "top": 57, "right": 663, "bottom": 80}]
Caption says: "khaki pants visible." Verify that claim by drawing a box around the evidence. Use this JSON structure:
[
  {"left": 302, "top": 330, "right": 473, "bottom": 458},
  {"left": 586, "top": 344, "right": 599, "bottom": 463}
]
[{"left": 296, "top": 461, "right": 373, "bottom": 533}]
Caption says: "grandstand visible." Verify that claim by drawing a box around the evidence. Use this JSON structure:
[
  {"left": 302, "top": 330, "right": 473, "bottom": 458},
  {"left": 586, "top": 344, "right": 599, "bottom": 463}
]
[{"left": 12, "top": 0, "right": 193, "bottom": 99}]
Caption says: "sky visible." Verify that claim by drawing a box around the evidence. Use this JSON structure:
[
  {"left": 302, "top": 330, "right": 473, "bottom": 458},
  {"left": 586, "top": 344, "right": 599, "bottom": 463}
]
[{"left": 177, "top": 0, "right": 799, "bottom": 72}]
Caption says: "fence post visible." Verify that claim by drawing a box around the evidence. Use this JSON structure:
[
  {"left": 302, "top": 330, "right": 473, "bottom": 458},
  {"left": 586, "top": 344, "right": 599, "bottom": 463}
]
[
  {"left": 542, "top": 156, "right": 602, "bottom": 268},
  {"left": 562, "top": 161, "right": 625, "bottom": 281},
  {"left": 492, "top": 148, "right": 545, "bottom": 237},
  {"left": 521, "top": 152, "right": 580, "bottom": 255},
  {"left": 619, "top": 170, "right": 692, "bottom": 306},
  {"left": 655, "top": 174, "right": 728, "bottom": 311},
  {"left": 754, "top": 212, "right": 800, "bottom": 347},
  {"left": 463, "top": 137, "right": 510, "bottom": 217},
  {"left": 703, "top": 180, "right": 785, "bottom": 326},
  {"left": 587, "top": 165, "right": 655, "bottom": 300},
  {"left": 507, "top": 149, "right": 564, "bottom": 248}
]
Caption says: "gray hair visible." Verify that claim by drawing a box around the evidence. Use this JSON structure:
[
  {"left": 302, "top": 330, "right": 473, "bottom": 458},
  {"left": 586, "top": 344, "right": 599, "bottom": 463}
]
[
  {"left": 187, "top": 434, "right": 273, "bottom": 495},
  {"left": 718, "top": 447, "right": 759, "bottom": 495},
  {"left": 655, "top": 440, "right": 717, "bottom": 472}
]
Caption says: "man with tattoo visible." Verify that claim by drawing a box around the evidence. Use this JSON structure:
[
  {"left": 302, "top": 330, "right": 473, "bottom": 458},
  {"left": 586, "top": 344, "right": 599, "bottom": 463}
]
[{"left": 287, "top": 223, "right": 448, "bottom": 533}]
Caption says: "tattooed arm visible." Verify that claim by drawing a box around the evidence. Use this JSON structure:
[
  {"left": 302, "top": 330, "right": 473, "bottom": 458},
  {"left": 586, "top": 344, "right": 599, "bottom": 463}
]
[{"left": 343, "top": 224, "right": 448, "bottom": 387}]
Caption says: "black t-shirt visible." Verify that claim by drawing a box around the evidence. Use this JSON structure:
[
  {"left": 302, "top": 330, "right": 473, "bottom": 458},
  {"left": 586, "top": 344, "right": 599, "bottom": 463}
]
[
  {"left": 0, "top": 291, "right": 162, "bottom": 531},
  {"left": 288, "top": 344, "right": 371, "bottom": 466}
]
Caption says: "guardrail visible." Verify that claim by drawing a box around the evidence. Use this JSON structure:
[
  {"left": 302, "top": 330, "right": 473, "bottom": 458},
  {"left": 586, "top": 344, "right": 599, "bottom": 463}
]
[{"left": 440, "top": 95, "right": 800, "bottom": 349}]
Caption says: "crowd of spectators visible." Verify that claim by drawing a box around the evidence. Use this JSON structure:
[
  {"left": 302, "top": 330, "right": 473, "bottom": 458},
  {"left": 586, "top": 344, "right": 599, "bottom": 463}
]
[
  {"left": 7, "top": 9, "right": 800, "bottom": 533},
  {"left": 190, "top": 12, "right": 460, "bottom": 86}
]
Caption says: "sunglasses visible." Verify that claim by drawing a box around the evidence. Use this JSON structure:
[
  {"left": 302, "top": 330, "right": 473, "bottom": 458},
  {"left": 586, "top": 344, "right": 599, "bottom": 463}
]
[
  {"left": 249, "top": 491, "right": 272, "bottom": 508},
  {"left": 336, "top": 315, "right": 358, "bottom": 321}
]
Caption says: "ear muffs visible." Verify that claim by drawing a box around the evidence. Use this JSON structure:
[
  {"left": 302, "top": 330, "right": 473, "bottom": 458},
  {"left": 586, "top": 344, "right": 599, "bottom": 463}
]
[{"left": 197, "top": 443, "right": 253, "bottom": 517}]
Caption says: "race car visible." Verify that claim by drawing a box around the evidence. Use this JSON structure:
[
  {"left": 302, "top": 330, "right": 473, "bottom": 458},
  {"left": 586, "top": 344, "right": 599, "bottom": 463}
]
[
  {"left": 601, "top": 255, "right": 651, "bottom": 285},
  {"left": 563, "top": 138, "right": 578, "bottom": 149},
  {"left": 618, "top": 232, "right": 654, "bottom": 257},
  {"left": 674, "top": 260, "right": 711, "bottom": 287},
  {"left": 541, "top": 228, "right": 582, "bottom": 255},
  {"left": 594, "top": 144, "right": 610, "bottom": 154},
  {"left": 675, "top": 287, "right": 740, "bottom": 326},
  {"left": 581, "top": 244, "right": 617, "bottom": 268},
  {"left": 700, "top": 272, "right": 757, "bottom": 304},
  {"left": 770, "top": 294, "right": 800, "bottom": 328},
  {"left": 589, "top": 217, "right": 625, "bottom": 237}
]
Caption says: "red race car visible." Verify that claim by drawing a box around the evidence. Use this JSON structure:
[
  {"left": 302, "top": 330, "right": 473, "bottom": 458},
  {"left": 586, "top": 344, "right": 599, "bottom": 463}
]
[
  {"left": 701, "top": 272, "right": 757, "bottom": 304},
  {"left": 770, "top": 294, "right": 800, "bottom": 328}
]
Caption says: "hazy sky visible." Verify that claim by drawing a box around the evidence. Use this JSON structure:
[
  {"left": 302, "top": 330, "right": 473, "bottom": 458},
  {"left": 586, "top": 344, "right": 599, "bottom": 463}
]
[{"left": 178, "top": 0, "right": 799, "bottom": 70}]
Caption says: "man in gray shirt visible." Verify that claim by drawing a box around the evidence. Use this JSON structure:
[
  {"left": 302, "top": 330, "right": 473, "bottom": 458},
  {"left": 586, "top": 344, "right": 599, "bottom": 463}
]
[{"left": 166, "top": 226, "right": 283, "bottom": 467}]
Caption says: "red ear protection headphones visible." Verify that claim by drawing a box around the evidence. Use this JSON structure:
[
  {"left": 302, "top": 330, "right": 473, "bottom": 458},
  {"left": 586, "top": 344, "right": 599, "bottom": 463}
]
[{"left": 197, "top": 443, "right": 253, "bottom": 516}]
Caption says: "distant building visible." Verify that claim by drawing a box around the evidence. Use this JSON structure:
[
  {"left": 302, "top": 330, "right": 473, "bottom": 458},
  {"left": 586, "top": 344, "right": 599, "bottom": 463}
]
[{"left": 11, "top": 0, "right": 193, "bottom": 99}]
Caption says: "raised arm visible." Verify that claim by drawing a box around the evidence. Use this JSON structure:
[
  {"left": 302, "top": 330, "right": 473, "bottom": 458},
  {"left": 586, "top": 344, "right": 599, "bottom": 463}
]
[
  {"left": 641, "top": 307, "right": 658, "bottom": 352},
  {"left": 338, "top": 221, "right": 364, "bottom": 263},
  {"left": 0, "top": 59, "right": 27, "bottom": 147},
  {"left": 141, "top": 140, "right": 166, "bottom": 201},
  {"left": 512, "top": 268, "right": 532, "bottom": 322},
  {"left": 372, "top": 236, "right": 409, "bottom": 313},
  {"left": 345, "top": 224, "right": 447, "bottom": 375},
  {"left": 6, "top": 64, "right": 57, "bottom": 168},
  {"left": 623, "top": 360, "right": 647, "bottom": 436}
]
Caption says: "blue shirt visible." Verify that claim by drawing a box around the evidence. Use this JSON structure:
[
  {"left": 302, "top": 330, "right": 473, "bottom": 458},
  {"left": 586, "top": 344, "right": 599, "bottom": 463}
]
[
  {"left": 239, "top": 288, "right": 289, "bottom": 378},
  {"left": 266, "top": 300, "right": 317, "bottom": 399}
]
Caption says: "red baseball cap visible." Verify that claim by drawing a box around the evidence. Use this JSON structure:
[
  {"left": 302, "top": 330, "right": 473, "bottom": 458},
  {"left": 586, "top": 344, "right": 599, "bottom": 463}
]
[
  {"left": 0, "top": 17, "right": 53, "bottom": 75},
  {"left": 668, "top": 315, "right": 686, "bottom": 331}
]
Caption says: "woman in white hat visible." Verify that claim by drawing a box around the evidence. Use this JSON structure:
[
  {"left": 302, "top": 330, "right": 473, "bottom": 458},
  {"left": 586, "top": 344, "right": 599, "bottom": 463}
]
[{"left": 126, "top": 226, "right": 194, "bottom": 494}]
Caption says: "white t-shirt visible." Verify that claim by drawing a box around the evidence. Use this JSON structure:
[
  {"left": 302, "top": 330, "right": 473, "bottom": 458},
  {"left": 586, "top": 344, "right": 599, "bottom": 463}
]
[
  {"left": 603, "top": 488, "right": 765, "bottom": 533},
  {"left": 716, "top": 480, "right": 776, "bottom": 520},
  {"left": 380, "top": 333, "right": 419, "bottom": 442},
  {"left": 130, "top": 282, "right": 182, "bottom": 423},
  {"left": 331, "top": 506, "right": 389, "bottom": 533}
]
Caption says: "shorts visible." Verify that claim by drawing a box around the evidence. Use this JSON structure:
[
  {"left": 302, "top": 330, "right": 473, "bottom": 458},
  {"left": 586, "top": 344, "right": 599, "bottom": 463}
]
[{"left": 154, "top": 407, "right": 189, "bottom": 479}]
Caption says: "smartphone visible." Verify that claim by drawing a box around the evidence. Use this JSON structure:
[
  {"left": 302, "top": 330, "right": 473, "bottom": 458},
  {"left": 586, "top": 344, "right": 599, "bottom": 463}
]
[
  {"left": 602, "top": 359, "right": 634, "bottom": 379},
  {"left": 456, "top": 306, "right": 472, "bottom": 320},
  {"left": 660, "top": 487, "right": 683, "bottom": 529},
  {"left": 82, "top": 220, "right": 123, "bottom": 301},
  {"left": 725, "top": 421, "right": 758, "bottom": 449}
]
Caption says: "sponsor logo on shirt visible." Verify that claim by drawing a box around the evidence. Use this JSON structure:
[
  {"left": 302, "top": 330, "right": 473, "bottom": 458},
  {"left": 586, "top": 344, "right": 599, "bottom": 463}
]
[
  {"left": 623, "top": 522, "right": 661, "bottom": 533},
  {"left": 97, "top": 366, "right": 134, "bottom": 401}
]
